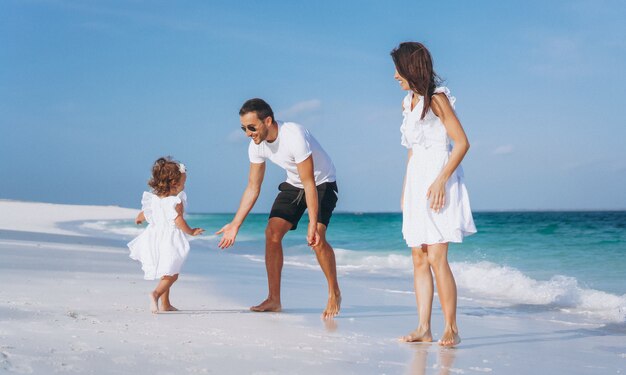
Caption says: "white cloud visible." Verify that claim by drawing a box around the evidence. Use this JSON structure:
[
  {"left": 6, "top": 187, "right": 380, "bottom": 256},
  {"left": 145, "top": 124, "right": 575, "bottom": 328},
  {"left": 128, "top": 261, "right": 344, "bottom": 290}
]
[
  {"left": 227, "top": 99, "right": 322, "bottom": 142},
  {"left": 227, "top": 129, "right": 246, "bottom": 143},
  {"left": 276, "top": 99, "right": 321, "bottom": 119},
  {"left": 493, "top": 145, "right": 515, "bottom": 155}
]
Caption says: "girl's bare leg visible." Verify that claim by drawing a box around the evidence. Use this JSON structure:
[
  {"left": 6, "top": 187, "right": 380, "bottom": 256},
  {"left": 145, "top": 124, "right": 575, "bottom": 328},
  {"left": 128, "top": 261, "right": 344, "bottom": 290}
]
[
  {"left": 426, "top": 243, "right": 460, "bottom": 346},
  {"left": 401, "top": 245, "right": 434, "bottom": 342},
  {"left": 149, "top": 274, "right": 178, "bottom": 314},
  {"left": 160, "top": 274, "right": 179, "bottom": 311}
]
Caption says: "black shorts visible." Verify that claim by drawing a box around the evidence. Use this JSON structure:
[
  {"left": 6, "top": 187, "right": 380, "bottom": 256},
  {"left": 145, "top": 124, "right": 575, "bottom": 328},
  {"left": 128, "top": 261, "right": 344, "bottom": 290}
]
[{"left": 269, "top": 181, "right": 338, "bottom": 230}]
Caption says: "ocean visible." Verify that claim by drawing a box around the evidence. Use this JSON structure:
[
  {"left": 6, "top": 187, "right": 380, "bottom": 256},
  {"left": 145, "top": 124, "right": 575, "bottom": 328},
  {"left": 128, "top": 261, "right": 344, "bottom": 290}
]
[{"left": 92, "top": 211, "right": 626, "bottom": 326}]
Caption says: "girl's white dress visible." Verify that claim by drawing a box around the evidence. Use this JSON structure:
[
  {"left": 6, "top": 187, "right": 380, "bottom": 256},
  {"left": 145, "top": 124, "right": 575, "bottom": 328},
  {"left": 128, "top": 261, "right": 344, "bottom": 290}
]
[
  {"left": 127, "top": 191, "right": 190, "bottom": 280},
  {"left": 401, "top": 87, "right": 477, "bottom": 247}
]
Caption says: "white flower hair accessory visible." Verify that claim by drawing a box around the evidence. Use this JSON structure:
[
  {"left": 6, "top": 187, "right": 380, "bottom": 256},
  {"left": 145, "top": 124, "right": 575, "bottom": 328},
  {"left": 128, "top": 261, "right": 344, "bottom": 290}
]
[{"left": 178, "top": 163, "right": 186, "bottom": 173}]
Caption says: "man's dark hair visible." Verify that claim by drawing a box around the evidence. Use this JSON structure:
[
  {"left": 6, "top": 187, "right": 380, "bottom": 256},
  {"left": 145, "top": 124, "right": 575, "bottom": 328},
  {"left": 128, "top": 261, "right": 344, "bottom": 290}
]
[{"left": 239, "top": 98, "right": 275, "bottom": 122}]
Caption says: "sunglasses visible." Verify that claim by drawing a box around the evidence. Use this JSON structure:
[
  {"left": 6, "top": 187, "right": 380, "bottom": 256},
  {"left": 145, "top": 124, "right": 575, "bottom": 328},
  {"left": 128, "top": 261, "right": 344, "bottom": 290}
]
[{"left": 240, "top": 125, "right": 258, "bottom": 133}]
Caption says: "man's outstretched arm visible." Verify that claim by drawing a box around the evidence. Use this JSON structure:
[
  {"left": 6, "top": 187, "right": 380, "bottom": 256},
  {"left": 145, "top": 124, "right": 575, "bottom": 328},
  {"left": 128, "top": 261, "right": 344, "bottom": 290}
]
[{"left": 217, "top": 162, "right": 265, "bottom": 249}]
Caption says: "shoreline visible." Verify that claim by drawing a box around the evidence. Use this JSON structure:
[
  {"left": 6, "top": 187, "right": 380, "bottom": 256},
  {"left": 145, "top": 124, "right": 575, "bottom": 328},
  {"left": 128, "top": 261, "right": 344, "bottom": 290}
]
[
  {"left": 1, "top": 200, "right": 625, "bottom": 374},
  {"left": 4, "top": 199, "right": 625, "bottom": 215}
]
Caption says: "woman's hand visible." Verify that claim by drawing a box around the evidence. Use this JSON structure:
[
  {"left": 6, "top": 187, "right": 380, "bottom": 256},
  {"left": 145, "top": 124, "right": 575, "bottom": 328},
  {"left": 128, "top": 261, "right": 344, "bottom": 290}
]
[{"left": 426, "top": 178, "right": 447, "bottom": 212}]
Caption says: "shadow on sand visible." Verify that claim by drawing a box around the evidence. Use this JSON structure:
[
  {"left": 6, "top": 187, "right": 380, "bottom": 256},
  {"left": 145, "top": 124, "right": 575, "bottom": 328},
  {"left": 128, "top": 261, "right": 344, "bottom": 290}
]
[{"left": 156, "top": 309, "right": 251, "bottom": 315}]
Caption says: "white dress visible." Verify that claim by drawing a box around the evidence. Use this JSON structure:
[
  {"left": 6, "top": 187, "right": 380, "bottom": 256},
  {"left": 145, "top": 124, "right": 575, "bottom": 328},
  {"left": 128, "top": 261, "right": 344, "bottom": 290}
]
[
  {"left": 400, "top": 87, "right": 476, "bottom": 247},
  {"left": 127, "top": 191, "right": 190, "bottom": 280}
]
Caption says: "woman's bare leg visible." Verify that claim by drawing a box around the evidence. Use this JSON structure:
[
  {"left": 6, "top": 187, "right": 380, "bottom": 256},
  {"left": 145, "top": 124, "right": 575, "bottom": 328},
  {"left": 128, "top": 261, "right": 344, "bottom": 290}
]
[
  {"left": 401, "top": 245, "right": 434, "bottom": 342},
  {"left": 426, "top": 243, "right": 460, "bottom": 346}
]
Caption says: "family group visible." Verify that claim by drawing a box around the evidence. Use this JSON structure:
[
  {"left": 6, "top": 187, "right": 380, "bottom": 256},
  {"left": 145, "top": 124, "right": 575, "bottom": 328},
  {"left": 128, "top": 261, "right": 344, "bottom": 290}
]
[{"left": 127, "top": 42, "right": 476, "bottom": 347}]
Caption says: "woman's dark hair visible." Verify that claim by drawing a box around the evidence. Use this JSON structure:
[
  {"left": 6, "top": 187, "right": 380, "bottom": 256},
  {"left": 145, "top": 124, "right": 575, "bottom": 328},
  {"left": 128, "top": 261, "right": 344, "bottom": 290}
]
[
  {"left": 239, "top": 98, "right": 275, "bottom": 122},
  {"left": 391, "top": 42, "right": 442, "bottom": 120},
  {"left": 148, "top": 156, "right": 182, "bottom": 197}
]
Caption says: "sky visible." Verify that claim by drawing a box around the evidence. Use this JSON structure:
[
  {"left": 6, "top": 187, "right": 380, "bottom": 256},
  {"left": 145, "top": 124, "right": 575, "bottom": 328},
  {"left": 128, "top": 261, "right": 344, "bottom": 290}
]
[{"left": 2, "top": 0, "right": 626, "bottom": 213}]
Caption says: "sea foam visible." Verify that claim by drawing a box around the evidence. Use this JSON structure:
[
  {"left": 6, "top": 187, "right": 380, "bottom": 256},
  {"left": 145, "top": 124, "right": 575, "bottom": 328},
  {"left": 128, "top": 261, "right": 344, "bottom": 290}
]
[
  {"left": 281, "top": 248, "right": 626, "bottom": 323},
  {"left": 88, "top": 220, "right": 626, "bottom": 324},
  {"left": 453, "top": 261, "right": 626, "bottom": 323}
]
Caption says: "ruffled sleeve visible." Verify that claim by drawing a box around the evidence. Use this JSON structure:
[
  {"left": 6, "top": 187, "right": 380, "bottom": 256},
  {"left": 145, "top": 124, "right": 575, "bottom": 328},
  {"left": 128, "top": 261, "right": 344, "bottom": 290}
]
[
  {"left": 140, "top": 192, "right": 154, "bottom": 224},
  {"left": 163, "top": 195, "right": 183, "bottom": 223},
  {"left": 400, "top": 92, "right": 412, "bottom": 149},
  {"left": 400, "top": 123, "right": 410, "bottom": 149},
  {"left": 434, "top": 86, "right": 456, "bottom": 108},
  {"left": 177, "top": 191, "right": 188, "bottom": 214}
]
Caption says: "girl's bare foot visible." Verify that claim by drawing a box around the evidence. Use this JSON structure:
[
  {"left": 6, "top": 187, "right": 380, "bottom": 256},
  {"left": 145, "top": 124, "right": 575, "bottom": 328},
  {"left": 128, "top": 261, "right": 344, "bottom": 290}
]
[
  {"left": 149, "top": 292, "right": 159, "bottom": 314},
  {"left": 250, "top": 298, "right": 281, "bottom": 312},
  {"left": 439, "top": 329, "right": 461, "bottom": 347},
  {"left": 161, "top": 304, "right": 179, "bottom": 312},
  {"left": 400, "top": 326, "right": 433, "bottom": 343}
]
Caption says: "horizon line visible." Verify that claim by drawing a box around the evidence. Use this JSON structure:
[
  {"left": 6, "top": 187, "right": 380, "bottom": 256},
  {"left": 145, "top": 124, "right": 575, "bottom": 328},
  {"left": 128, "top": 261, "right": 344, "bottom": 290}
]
[{"left": 189, "top": 209, "right": 626, "bottom": 215}]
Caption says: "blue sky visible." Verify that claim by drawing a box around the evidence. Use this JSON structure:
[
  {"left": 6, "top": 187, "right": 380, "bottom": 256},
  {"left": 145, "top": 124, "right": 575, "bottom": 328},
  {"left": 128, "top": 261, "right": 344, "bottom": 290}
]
[{"left": 2, "top": 0, "right": 625, "bottom": 212}]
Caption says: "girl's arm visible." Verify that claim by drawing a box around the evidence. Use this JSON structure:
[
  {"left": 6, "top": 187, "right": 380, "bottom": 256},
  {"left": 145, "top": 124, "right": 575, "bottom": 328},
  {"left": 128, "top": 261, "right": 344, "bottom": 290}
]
[
  {"left": 428, "top": 93, "right": 470, "bottom": 212},
  {"left": 174, "top": 203, "right": 205, "bottom": 236},
  {"left": 135, "top": 211, "right": 146, "bottom": 224}
]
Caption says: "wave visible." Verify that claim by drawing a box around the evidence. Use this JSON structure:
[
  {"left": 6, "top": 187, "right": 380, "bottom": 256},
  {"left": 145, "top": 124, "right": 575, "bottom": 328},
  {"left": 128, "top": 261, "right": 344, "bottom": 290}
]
[
  {"left": 275, "top": 248, "right": 626, "bottom": 323},
  {"left": 453, "top": 261, "right": 626, "bottom": 323},
  {"left": 80, "top": 220, "right": 143, "bottom": 237},
  {"left": 78, "top": 220, "right": 219, "bottom": 241},
  {"left": 81, "top": 221, "right": 625, "bottom": 324}
]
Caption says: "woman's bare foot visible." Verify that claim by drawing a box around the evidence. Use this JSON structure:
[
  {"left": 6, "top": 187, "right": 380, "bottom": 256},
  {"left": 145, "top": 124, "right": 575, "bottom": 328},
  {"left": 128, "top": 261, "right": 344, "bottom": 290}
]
[
  {"left": 322, "top": 293, "right": 341, "bottom": 320},
  {"left": 439, "top": 329, "right": 461, "bottom": 347},
  {"left": 149, "top": 292, "right": 159, "bottom": 314},
  {"left": 250, "top": 298, "right": 282, "bottom": 312},
  {"left": 161, "top": 304, "right": 179, "bottom": 312},
  {"left": 400, "top": 326, "right": 433, "bottom": 343}
]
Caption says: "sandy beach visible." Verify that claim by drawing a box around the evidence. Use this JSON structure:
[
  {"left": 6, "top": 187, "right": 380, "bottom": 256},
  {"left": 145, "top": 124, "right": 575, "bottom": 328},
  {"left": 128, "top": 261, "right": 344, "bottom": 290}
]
[{"left": 0, "top": 200, "right": 624, "bottom": 374}]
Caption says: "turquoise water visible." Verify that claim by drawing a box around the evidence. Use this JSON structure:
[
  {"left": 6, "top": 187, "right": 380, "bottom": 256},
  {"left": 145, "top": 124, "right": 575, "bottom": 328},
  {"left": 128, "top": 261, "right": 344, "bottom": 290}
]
[
  {"left": 103, "top": 211, "right": 626, "bottom": 324},
  {"left": 185, "top": 211, "right": 626, "bottom": 294}
]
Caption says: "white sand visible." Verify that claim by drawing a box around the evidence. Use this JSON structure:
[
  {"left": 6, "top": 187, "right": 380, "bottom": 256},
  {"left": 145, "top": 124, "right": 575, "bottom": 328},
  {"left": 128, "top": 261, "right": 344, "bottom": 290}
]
[{"left": 1, "top": 200, "right": 624, "bottom": 374}]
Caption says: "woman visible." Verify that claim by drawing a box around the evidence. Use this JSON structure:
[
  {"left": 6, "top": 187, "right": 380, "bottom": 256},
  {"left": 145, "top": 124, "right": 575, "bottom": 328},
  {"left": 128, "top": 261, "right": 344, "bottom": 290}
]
[{"left": 391, "top": 42, "right": 476, "bottom": 347}]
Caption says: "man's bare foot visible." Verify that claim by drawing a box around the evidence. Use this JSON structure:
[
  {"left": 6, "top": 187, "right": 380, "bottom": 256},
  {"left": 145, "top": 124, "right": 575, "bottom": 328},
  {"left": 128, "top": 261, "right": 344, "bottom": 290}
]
[
  {"left": 161, "top": 305, "right": 179, "bottom": 312},
  {"left": 149, "top": 292, "right": 159, "bottom": 314},
  {"left": 250, "top": 298, "right": 281, "bottom": 312},
  {"left": 400, "top": 326, "right": 433, "bottom": 343},
  {"left": 439, "top": 329, "right": 461, "bottom": 347},
  {"left": 322, "top": 293, "right": 341, "bottom": 320}
]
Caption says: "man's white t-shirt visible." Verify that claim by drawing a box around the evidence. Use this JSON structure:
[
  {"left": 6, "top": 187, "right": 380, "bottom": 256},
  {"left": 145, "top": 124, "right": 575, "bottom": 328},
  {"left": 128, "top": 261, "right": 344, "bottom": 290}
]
[{"left": 248, "top": 121, "right": 336, "bottom": 188}]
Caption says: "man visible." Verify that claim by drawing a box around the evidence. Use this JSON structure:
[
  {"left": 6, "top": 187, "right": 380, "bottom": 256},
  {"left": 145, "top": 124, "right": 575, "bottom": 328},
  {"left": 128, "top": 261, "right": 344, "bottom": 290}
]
[{"left": 217, "top": 98, "right": 341, "bottom": 319}]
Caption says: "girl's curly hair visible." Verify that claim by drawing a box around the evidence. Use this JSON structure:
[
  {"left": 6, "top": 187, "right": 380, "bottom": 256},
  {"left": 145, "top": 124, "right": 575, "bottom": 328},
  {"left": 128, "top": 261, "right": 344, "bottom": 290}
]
[{"left": 148, "top": 156, "right": 183, "bottom": 197}]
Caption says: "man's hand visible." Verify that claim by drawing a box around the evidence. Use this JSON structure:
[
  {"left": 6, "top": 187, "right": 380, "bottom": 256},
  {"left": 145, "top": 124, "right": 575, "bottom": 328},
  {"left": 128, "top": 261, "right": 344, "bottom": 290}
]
[
  {"left": 307, "top": 222, "right": 320, "bottom": 247},
  {"left": 216, "top": 222, "right": 239, "bottom": 249}
]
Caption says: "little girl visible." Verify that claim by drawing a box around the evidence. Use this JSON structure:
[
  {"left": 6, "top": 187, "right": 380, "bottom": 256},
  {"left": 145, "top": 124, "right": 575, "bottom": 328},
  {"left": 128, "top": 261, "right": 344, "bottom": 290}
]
[{"left": 128, "top": 157, "right": 204, "bottom": 313}]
